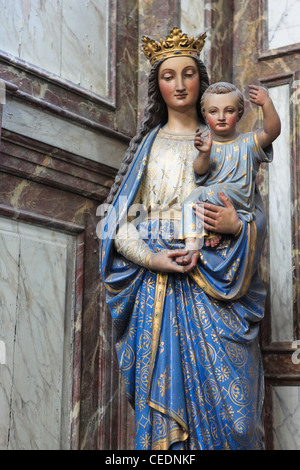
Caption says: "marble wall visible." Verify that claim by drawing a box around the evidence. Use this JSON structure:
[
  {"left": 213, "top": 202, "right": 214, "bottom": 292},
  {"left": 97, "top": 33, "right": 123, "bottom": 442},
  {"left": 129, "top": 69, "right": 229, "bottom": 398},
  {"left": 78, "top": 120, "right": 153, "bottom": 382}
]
[
  {"left": 180, "top": 0, "right": 210, "bottom": 74},
  {"left": 273, "top": 386, "right": 300, "bottom": 450},
  {"left": 268, "top": 84, "right": 294, "bottom": 343},
  {"left": 137, "top": 0, "right": 179, "bottom": 122},
  {"left": 180, "top": 0, "right": 205, "bottom": 36},
  {"left": 0, "top": 0, "right": 139, "bottom": 451},
  {"left": 0, "top": 217, "right": 75, "bottom": 449},
  {"left": 0, "top": 0, "right": 136, "bottom": 166},
  {"left": 268, "top": 0, "right": 300, "bottom": 50},
  {"left": 0, "top": 0, "right": 109, "bottom": 97},
  {"left": 2, "top": 97, "right": 127, "bottom": 168}
]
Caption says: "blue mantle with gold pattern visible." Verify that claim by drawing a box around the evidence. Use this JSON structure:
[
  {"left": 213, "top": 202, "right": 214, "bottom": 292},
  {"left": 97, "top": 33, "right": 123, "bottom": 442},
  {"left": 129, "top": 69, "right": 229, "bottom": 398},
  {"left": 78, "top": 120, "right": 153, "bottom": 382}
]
[{"left": 100, "top": 126, "right": 266, "bottom": 450}]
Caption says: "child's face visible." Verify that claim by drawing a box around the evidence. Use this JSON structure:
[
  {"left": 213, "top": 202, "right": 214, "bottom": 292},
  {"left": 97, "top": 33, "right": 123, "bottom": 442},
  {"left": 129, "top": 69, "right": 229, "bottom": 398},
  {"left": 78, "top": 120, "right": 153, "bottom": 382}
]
[{"left": 203, "top": 91, "right": 240, "bottom": 140}]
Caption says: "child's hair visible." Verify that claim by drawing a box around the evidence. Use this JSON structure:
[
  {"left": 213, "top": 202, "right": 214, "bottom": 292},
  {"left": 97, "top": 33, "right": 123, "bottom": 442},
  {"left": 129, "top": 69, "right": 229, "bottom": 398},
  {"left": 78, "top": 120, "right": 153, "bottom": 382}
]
[{"left": 200, "top": 82, "right": 244, "bottom": 119}]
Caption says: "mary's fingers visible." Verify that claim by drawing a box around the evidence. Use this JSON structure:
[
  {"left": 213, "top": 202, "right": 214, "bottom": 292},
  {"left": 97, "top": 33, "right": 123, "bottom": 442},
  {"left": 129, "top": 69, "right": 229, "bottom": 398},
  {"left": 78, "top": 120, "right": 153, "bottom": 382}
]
[
  {"left": 167, "top": 249, "right": 188, "bottom": 258},
  {"left": 170, "top": 262, "right": 187, "bottom": 273},
  {"left": 182, "top": 253, "right": 199, "bottom": 272}
]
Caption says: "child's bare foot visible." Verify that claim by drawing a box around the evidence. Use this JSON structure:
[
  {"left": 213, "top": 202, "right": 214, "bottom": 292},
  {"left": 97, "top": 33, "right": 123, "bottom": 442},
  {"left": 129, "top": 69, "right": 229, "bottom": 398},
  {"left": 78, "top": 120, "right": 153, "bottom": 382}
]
[{"left": 205, "top": 233, "right": 222, "bottom": 247}]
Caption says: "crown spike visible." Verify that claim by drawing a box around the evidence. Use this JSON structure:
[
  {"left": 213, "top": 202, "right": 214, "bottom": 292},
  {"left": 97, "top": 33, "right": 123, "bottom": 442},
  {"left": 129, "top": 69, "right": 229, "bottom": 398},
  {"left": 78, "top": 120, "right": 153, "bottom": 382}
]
[{"left": 142, "top": 27, "right": 206, "bottom": 65}]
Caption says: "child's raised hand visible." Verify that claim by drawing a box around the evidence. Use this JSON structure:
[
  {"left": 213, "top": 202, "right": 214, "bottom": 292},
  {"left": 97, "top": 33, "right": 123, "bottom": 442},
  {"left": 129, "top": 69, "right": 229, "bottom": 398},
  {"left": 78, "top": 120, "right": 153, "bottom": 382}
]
[
  {"left": 194, "top": 128, "right": 212, "bottom": 153},
  {"left": 248, "top": 85, "right": 270, "bottom": 107}
]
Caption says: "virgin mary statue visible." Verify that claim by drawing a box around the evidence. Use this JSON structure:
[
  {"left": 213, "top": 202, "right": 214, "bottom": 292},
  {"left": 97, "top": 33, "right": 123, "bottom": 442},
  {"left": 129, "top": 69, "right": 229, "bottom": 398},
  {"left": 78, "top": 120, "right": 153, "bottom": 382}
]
[{"left": 100, "top": 27, "right": 267, "bottom": 450}]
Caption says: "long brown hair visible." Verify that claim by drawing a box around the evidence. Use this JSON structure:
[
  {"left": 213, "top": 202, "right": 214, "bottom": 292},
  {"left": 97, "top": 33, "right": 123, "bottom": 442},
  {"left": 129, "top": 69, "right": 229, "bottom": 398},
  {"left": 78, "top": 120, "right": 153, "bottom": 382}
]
[{"left": 106, "top": 57, "right": 210, "bottom": 204}]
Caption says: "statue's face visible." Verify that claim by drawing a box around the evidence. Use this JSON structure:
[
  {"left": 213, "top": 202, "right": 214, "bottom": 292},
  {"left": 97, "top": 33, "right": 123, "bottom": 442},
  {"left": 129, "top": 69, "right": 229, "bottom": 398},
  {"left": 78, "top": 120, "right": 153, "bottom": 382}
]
[
  {"left": 202, "top": 91, "right": 241, "bottom": 140},
  {"left": 158, "top": 56, "right": 200, "bottom": 114}
]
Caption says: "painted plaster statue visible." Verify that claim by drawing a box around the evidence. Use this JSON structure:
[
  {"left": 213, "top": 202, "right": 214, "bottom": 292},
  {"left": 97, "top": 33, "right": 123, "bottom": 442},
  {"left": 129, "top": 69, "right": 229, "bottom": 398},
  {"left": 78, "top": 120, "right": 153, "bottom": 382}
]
[
  {"left": 180, "top": 81, "right": 280, "bottom": 254},
  {"left": 100, "top": 27, "right": 276, "bottom": 450}
]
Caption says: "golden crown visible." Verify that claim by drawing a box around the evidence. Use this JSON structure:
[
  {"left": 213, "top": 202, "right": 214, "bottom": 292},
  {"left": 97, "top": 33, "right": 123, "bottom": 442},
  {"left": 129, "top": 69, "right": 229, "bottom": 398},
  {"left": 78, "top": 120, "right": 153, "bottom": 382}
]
[{"left": 142, "top": 27, "right": 206, "bottom": 66}]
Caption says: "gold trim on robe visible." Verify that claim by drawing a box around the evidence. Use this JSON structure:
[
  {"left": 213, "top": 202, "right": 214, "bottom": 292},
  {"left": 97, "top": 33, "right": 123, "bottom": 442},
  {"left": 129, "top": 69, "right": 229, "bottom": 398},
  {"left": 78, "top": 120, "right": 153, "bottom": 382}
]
[{"left": 189, "top": 221, "right": 257, "bottom": 300}]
